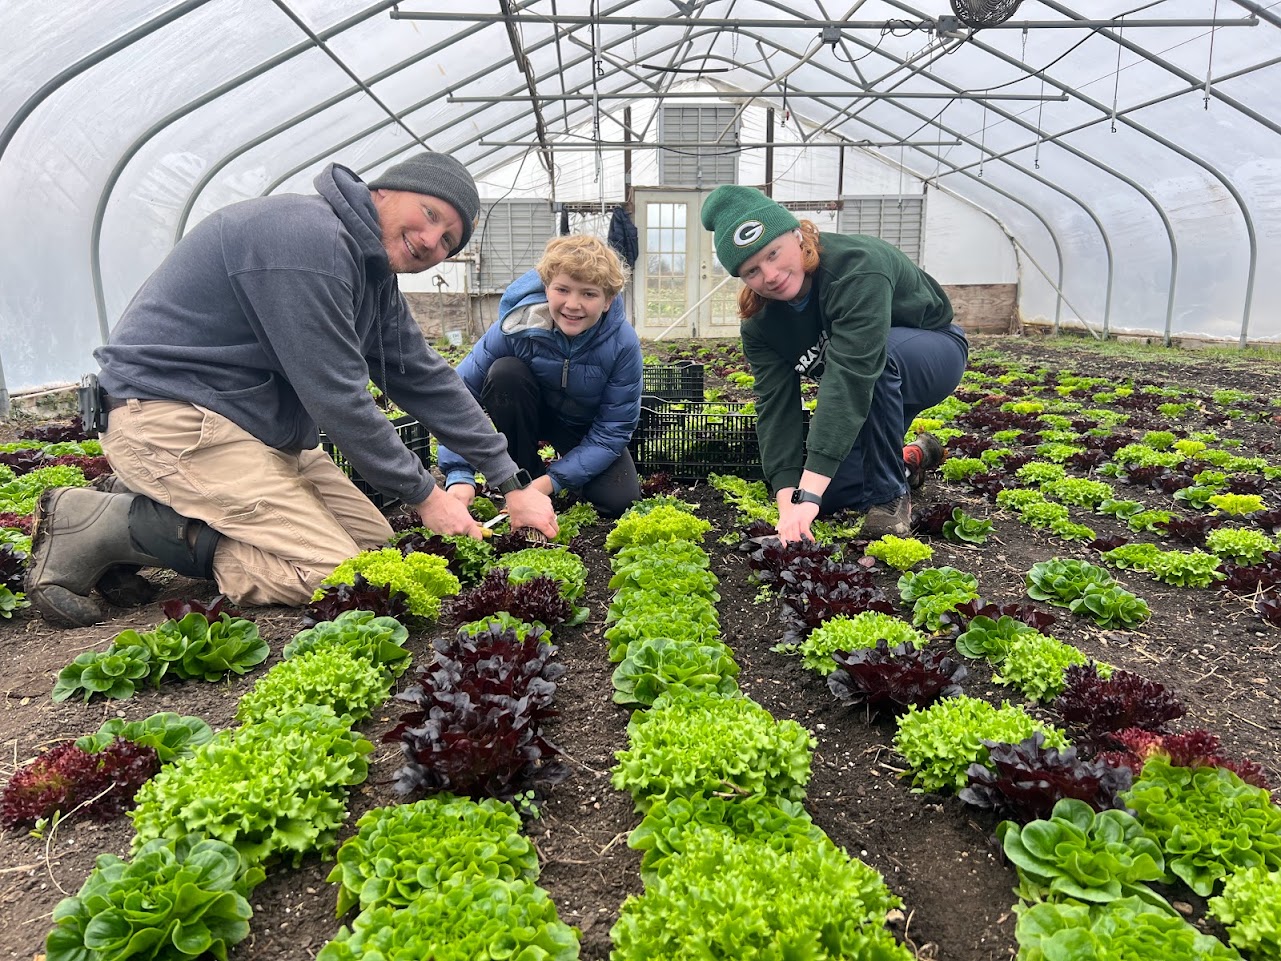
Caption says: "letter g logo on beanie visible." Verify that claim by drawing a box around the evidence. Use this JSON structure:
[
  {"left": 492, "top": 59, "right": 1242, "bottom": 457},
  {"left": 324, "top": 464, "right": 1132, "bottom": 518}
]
[
  {"left": 733, "top": 221, "right": 765, "bottom": 246},
  {"left": 700, "top": 184, "right": 800, "bottom": 277}
]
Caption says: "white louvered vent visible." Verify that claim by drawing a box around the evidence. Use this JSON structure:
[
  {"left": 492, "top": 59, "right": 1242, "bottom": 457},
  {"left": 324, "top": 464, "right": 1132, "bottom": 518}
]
[
  {"left": 469, "top": 200, "right": 557, "bottom": 293},
  {"left": 837, "top": 195, "right": 925, "bottom": 265},
  {"left": 658, "top": 106, "right": 739, "bottom": 187}
]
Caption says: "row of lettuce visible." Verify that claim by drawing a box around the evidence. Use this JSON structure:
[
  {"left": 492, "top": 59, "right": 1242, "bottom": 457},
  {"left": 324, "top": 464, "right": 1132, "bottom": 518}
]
[
  {"left": 598, "top": 500, "right": 915, "bottom": 959},
  {"left": 717, "top": 501, "right": 1280, "bottom": 958},
  {"left": 7, "top": 516, "right": 621, "bottom": 960},
  {"left": 925, "top": 361, "right": 1280, "bottom": 624}
]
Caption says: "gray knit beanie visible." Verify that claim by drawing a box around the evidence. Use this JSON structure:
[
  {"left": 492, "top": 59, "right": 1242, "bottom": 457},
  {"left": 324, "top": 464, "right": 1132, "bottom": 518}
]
[{"left": 367, "top": 152, "right": 480, "bottom": 256}]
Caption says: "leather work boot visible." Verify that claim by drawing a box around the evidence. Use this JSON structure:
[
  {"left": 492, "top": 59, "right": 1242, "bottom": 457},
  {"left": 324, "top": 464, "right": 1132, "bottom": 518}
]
[
  {"left": 861, "top": 493, "right": 912, "bottom": 539},
  {"left": 903, "top": 433, "right": 945, "bottom": 490},
  {"left": 26, "top": 488, "right": 220, "bottom": 627}
]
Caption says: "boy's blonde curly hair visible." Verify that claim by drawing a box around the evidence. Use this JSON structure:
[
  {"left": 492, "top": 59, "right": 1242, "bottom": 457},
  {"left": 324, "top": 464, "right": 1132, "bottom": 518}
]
[{"left": 536, "top": 235, "right": 628, "bottom": 300}]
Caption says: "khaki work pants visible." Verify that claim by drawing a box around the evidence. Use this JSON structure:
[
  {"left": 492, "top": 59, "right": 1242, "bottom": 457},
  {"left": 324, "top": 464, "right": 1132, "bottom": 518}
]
[{"left": 101, "top": 400, "right": 393, "bottom": 606}]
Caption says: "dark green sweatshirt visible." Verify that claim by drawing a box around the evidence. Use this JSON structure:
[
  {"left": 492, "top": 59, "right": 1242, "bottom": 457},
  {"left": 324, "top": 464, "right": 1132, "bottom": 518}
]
[{"left": 741, "top": 232, "right": 954, "bottom": 491}]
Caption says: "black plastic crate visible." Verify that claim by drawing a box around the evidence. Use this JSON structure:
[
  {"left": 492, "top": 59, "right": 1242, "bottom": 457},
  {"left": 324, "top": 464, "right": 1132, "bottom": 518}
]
[
  {"left": 629, "top": 401, "right": 810, "bottom": 481},
  {"left": 320, "top": 415, "right": 431, "bottom": 511},
  {"left": 641, "top": 362, "right": 705, "bottom": 403}
]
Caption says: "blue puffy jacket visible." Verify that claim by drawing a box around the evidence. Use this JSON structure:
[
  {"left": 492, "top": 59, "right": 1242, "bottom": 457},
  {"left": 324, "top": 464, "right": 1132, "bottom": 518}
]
[{"left": 437, "top": 269, "right": 643, "bottom": 493}]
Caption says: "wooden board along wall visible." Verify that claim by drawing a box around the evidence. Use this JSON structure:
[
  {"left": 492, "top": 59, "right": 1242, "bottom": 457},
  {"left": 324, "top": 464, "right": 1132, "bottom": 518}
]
[{"left": 943, "top": 283, "right": 1016, "bottom": 334}]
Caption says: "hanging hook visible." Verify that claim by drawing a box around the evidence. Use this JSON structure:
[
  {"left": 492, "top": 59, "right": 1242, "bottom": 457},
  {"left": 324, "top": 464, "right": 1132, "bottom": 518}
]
[
  {"left": 977, "top": 101, "right": 988, "bottom": 179},
  {"left": 1034, "top": 75, "right": 1045, "bottom": 169},
  {"left": 1110, "top": 16, "right": 1124, "bottom": 133},
  {"left": 1204, "top": 0, "right": 1220, "bottom": 110}
]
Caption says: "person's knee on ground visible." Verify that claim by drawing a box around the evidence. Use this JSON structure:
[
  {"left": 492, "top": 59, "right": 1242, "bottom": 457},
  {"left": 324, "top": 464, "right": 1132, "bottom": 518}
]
[
  {"left": 578, "top": 450, "right": 641, "bottom": 519},
  {"left": 480, "top": 356, "right": 540, "bottom": 412},
  {"left": 26, "top": 488, "right": 221, "bottom": 627},
  {"left": 582, "top": 478, "right": 641, "bottom": 519}
]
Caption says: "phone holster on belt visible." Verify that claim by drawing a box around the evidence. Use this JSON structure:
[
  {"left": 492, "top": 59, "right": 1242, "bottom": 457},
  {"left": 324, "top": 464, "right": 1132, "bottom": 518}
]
[{"left": 78, "top": 373, "right": 108, "bottom": 438}]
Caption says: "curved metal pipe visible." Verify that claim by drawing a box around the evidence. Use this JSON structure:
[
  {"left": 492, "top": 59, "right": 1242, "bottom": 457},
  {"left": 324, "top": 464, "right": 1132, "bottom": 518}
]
[
  {"left": 0, "top": 0, "right": 213, "bottom": 168},
  {"left": 583, "top": 28, "right": 1114, "bottom": 333},
  {"left": 176, "top": 0, "right": 555, "bottom": 241},
  {"left": 89, "top": 0, "right": 400, "bottom": 340},
  {"left": 253, "top": 18, "right": 658, "bottom": 198},
  {"left": 853, "top": 0, "right": 1180, "bottom": 340},
  {"left": 1038, "top": 0, "right": 1261, "bottom": 344}
]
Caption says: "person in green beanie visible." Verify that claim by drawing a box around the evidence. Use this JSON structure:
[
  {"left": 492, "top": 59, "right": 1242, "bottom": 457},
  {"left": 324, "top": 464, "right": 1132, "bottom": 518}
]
[
  {"left": 700, "top": 184, "right": 968, "bottom": 543},
  {"left": 26, "top": 152, "right": 558, "bottom": 627}
]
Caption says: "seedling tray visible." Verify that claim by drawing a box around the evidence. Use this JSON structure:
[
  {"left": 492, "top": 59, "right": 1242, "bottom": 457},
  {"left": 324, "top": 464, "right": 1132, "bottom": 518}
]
[
  {"left": 641, "top": 362, "right": 705, "bottom": 404},
  {"left": 629, "top": 401, "right": 810, "bottom": 481}
]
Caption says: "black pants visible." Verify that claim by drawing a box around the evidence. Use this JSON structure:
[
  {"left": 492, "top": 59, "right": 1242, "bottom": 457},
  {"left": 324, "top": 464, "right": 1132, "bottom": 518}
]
[{"left": 480, "top": 356, "right": 641, "bottom": 518}]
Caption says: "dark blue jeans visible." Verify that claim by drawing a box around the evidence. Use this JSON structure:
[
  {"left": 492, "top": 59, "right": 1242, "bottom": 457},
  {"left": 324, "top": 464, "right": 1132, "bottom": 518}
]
[{"left": 820, "top": 323, "right": 969, "bottom": 514}]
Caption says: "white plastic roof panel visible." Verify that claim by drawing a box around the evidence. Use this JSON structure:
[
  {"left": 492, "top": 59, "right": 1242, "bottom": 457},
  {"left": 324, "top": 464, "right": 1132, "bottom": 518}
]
[{"left": 3, "top": 0, "right": 1280, "bottom": 395}]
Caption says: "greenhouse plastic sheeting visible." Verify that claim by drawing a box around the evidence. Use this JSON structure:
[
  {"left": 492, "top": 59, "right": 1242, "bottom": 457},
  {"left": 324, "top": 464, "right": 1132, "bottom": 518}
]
[{"left": 3, "top": 0, "right": 1278, "bottom": 392}]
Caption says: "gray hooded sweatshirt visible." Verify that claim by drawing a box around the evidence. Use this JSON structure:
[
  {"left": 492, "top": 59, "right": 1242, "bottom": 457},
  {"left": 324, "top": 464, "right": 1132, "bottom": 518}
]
[{"left": 95, "top": 164, "right": 517, "bottom": 506}]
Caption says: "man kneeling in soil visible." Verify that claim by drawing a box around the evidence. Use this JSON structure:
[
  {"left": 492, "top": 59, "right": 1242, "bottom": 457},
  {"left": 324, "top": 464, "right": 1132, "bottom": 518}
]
[{"left": 27, "top": 153, "right": 557, "bottom": 626}]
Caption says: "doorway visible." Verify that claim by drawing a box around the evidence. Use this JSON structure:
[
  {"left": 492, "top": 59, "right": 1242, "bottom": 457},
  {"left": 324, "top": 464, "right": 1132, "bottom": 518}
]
[{"left": 633, "top": 190, "right": 740, "bottom": 339}]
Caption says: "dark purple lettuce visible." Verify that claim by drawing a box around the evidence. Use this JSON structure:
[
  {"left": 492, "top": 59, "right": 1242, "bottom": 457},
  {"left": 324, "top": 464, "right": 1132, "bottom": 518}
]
[
  {"left": 50, "top": 454, "right": 112, "bottom": 480},
  {"left": 422, "top": 624, "right": 562, "bottom": 720},
  {"left": 1155, "top": 514, "right": 1222, "bottom": 547},
  {"left": 827, "top": 640, "right": 966, "bottom": 714},
  {"left": 746, "top": 540, "right": 839, "bottom": 586},
  {"left": 946, "top": 599, "right": 1057, "bottom": 634},
  {"left": 161, "top": 594, "right": 242, "bottom": 623},
  {"left": 1220, "top": 555, "right": 1281, "bottom": 595},
  {"left": 443, "top": 569, "right": 573, "bottom": 628},
  {"left": 0, "top": 449, "right": 50, "bottom": 474},
  {"left": 384, "top": 625, "right": 568, "bottom": 804},
  {"left": 959, "top": 733, "right": 1133, "bottom": 823},
  {"left": 1226, "top": 474, "right": 1266, "bottom": 495},
  {"left": 1104, "top": 728, "right": 1271, "bottom": 790},
  {"left": 1052, "top": 664, "right": 1184, "bottom": 742},
  {"left": 1254, "top": 590, "right": 1281, "bottom": 627},
  {"left": 912, "top": 502, "right": 963, "bottom": 538},
  {"left": 640, "top": 472, "right": 678, "bottom": 496},
  {"left": 22, "top": 418, "right": 90, "bottom": 443},
  {"left": 1249, "top": 509, "right": 1281, "bottom": 534},
  {"left": 779, "top": 585, "right": 895, "bottom": 646},
  {"left": 1088, "top": 535, "right": 1130, "bottom": 552},
  {"left": 0, "top": 545, "right": 27, "bottom": 593},
  {"left": 969, "top": 472, "right": 1013, "bottom": 501},
  {"left": 301, "top": 574, "right": 411, "bottom": 627},
  {"left": 1066, "top": 449, "right": 1109, "bottom": 470}
]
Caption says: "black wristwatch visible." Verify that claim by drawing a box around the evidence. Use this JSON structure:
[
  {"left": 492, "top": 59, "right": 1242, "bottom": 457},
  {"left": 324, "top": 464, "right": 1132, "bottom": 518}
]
[
  {"left": 790, "top": 488, "right": 822, "bottom": 507},
  {"left": 495, "top": 468, "right": 533, "bottom": 494}
]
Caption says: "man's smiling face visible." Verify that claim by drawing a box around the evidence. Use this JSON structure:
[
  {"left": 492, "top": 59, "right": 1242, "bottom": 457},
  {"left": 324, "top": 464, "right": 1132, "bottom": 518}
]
[{"left": 371, "top": 188, "right": 463, "bottom": 273}]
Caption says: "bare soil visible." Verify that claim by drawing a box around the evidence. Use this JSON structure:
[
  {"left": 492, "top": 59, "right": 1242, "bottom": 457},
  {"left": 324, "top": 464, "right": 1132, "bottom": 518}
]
[{"left": 1, "top": 336, "right": 1278, "bottom": 960}]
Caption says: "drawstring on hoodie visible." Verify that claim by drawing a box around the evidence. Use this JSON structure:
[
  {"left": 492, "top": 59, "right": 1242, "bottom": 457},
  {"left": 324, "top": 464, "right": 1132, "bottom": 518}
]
[
  {"left": 396, "top": 300, "right": 406, "bottom": 374},
  {"left": 376, "top": 306, "right": 387, "bottom": 391},
  {"left": 374, "top": 276, "right": 406, "bottom": 383}
]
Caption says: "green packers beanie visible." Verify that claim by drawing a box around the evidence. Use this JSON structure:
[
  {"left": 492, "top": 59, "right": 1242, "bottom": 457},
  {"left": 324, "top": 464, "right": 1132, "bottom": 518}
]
[
  {"left": 367, "top": 152, "right": 480, "bottom": 256},
  {"left": 700, "top": 185, "right": 800, "bottom": 277}
]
